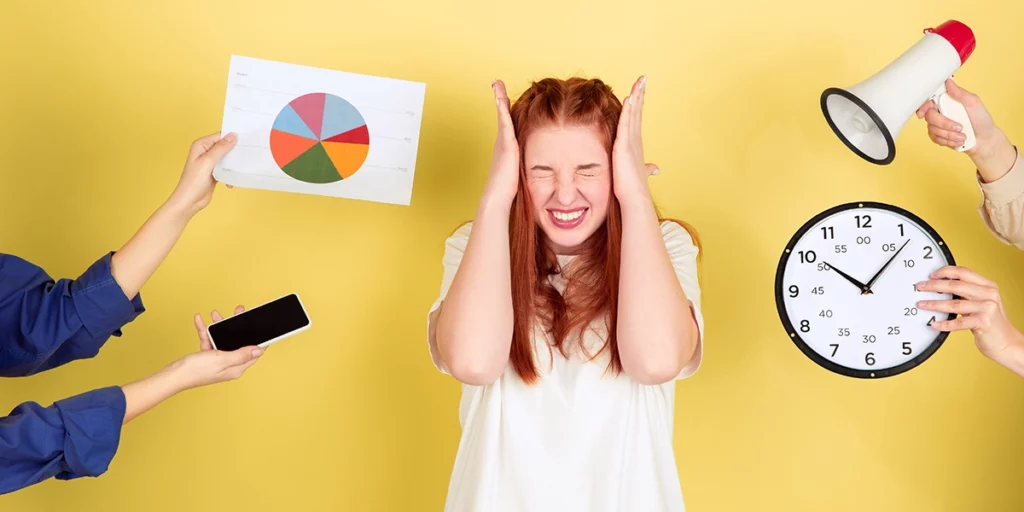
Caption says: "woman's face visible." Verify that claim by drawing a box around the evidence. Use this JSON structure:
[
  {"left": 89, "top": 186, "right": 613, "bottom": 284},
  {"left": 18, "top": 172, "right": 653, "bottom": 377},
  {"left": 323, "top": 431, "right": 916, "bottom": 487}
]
[{"left": 524, "top": 123, "right": 611, "bottom": 255}]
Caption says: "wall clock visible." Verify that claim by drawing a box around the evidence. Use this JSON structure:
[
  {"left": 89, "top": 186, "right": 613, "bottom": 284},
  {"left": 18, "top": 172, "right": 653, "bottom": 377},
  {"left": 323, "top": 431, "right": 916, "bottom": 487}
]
[{"left": 775, "top": 201, "right": 957, "bottom": 378}]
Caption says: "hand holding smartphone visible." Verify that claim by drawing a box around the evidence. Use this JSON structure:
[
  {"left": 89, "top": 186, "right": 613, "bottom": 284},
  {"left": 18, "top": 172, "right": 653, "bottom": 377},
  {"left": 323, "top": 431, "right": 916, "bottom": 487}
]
[{"left": 207, "top": 293, "right": 311, "bottom": 351}]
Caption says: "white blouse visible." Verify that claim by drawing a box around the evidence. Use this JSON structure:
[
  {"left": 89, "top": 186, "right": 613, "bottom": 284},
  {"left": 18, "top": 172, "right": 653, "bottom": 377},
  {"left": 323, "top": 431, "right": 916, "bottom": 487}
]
[{"left": 427, "top": 220, "right": 705, "bottom": 512}]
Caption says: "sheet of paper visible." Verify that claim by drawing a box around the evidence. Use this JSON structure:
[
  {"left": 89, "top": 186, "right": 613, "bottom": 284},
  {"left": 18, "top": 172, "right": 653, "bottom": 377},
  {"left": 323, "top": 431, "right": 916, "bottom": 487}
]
[{"left": 213, "top": 55, "right": 426, "bottom": 206}]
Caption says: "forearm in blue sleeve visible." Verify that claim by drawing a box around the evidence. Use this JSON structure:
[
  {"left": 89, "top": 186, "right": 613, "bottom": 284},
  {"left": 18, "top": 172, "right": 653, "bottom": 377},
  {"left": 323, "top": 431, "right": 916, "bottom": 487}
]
[
  {"left": 0, "top": 252, "right": 145, "bottom": 376},
  {"left": 0, "top": 386, "right": 126, "bottom": 495}
]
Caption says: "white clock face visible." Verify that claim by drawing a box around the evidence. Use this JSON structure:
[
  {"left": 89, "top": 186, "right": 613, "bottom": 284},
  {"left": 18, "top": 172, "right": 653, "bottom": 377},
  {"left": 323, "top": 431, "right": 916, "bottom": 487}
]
[{"left": 775, "top": 202, "right": 956, "bottom": 378}]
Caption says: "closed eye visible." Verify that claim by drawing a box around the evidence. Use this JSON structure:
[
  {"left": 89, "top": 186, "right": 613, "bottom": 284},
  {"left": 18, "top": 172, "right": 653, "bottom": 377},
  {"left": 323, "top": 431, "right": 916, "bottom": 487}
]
[
  {"left": 576, "top": 163, "right": 602, "bottom": 177},
  {"left": 528, "top": 165, "right": 555, "bottom": 179}
]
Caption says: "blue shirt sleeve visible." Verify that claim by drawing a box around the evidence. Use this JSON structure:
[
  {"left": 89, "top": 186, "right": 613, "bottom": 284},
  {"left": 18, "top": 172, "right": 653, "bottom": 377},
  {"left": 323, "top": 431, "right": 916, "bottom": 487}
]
[
  {"left": 0, "top": 252, "right": 146, "bottom": 377},
  {"left": 0, "top": 386, "right": 126, "bottom": 495}
]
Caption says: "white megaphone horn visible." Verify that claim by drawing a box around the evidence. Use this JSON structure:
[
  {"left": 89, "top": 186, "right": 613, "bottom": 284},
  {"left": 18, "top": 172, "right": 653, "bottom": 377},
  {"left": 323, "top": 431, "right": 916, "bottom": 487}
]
[{"left": 821, "top": 20, "right": 977, "bottom": 165}]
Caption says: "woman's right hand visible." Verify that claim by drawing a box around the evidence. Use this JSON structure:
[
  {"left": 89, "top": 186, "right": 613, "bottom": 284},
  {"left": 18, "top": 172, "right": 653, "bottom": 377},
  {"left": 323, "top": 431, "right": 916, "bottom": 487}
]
[
  {"left": 481, "top": 80, "right": 521, "bottom": 208},
  {"left": 916, "top": 79, "right": 1018, "bottom": 182},
  {"left": 916, "top": 266, "right": 1024, "bottom": 378},
  {"left": 121, "top": 306, "right": 264, "bottom": 424},
  {"left": 168, "top": 306, "right": 265, "bottom": 392}
]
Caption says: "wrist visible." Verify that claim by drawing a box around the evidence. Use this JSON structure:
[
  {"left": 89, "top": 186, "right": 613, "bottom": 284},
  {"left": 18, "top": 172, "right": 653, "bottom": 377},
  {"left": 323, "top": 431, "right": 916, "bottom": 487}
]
[
  {"left": 160, "top": 357, "right": 195, "bottom": 394},
  {"left": 477, "top": 191, "right": 514, "bottom": 218},
  {"left": 163, "top": 190, "right": 203, "bottom": 221},
  {"left": 1004, "top": 333, "right": 1024, "bottom": 376},
  {"left": 616, "top": 188, "right": 655, "bottom": 212},
  {"left": 120, "top": 361, "right": 189, "bottom": 423},
  {"left": 983, "top": 330, "right": 1024, "bottom": 374},
  {"left": 970, "top": 130, "right": 1017, "bottom": 183}
]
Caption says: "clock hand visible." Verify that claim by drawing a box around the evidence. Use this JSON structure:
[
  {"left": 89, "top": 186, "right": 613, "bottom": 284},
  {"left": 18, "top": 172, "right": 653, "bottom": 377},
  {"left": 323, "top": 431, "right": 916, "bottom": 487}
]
[
  {"left": 821, "top": 261, "right": 871, "bottom": 293},
  {"left": 863, "top": 239, "right": 911, "bottom": 293}
]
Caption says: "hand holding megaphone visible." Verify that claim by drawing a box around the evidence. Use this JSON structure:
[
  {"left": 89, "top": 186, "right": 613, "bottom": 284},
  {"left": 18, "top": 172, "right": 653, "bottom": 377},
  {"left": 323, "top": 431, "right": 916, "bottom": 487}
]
[
  {"left": 916, "top": 79, "right": 987, "bottom": 152},
  {"left": 925, "top": 79, "right": 977, "bottom": 152},
  {"left": 916, "top": 79, "right": 1019, "bottom": 183},
  {"left": 821, "top": 20, "right": 980, "bottom": 165}
]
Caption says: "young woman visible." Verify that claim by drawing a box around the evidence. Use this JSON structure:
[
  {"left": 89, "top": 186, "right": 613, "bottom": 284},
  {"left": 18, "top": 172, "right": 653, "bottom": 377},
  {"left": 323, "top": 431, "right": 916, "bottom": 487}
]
[
  {"left": 913, "top": 79, "right": 1024, "bottom": 378},
  {"left": 427, "top": 76, "right": 704, "bottom": 511}
]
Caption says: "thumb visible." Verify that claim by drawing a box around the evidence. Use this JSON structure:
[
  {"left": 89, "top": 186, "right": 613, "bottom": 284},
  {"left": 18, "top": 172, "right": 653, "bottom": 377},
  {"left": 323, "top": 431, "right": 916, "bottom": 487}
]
[
  {"left": 220, "top": 344, "right": 264, "bottom": 367},
  {"left": 944, "top": 78, "right": 975, "bottom": 104},
  {"left": 199, "top": 133, "right": 238, "bottom": 164},
  {"left": 644, "top": 163, "right": 660, "bottom": 176}
]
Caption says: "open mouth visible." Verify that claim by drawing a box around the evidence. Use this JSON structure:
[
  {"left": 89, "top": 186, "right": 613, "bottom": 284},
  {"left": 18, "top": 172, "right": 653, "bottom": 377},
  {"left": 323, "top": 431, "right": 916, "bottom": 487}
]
[{"left": 548, "top": 207, "right": 588, "bottom": 229}]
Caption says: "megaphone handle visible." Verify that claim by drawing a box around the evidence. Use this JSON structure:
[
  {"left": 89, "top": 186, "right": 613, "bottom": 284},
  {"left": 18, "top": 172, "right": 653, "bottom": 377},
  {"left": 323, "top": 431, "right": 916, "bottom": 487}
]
[{"left": 932, "top": 82, "right": 977, "bottom": 152}]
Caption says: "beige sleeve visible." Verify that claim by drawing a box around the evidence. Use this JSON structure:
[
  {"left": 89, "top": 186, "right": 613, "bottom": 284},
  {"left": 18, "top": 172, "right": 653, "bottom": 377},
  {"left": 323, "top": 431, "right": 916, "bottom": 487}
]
[
  {"left": 660, "top": 220, "right": 705, "bottom": 380},
  {"left": 425, "top": 222, "right": 473, "bottom": 374},
  {"left": 977, "top": 146, "right": 1024, "bottom": 250}
]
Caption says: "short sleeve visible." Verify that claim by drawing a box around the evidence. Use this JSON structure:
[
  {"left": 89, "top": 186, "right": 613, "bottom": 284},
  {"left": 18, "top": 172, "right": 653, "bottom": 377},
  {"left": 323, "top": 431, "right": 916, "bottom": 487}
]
[
  {"left": 426, "top": 223, "right": 473, "bottom": 374},
  {"left": 661, "top": 221, "right": 704, "bottom": 379}
]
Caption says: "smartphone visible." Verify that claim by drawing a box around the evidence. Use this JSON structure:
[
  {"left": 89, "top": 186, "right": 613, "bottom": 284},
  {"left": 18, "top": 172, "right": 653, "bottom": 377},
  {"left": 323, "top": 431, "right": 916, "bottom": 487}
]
[{"left": 207, "top": 293, "right": 311, "bottom": 352}]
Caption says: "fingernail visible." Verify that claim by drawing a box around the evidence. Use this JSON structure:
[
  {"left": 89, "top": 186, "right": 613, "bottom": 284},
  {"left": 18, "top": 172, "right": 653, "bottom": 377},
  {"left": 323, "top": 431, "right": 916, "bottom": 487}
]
[
  {"left": 225, "top": 133, "right": 236, "bottom": 142},
  {"left": 252, "top": 348, "right": 264, "bottom": 357},
  {"left": 652, "top": 167, "right": 660, "bottom": 175},
  {"left": 954, "top": 124, "right": 962, "bottom": 132}
]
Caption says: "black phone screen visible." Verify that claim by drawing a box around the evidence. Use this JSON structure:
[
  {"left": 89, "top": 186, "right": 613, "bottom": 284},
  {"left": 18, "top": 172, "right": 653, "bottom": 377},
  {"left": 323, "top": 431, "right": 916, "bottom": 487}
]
[{"left": 207, "top": 294, "right": 310, "bottom": 351}]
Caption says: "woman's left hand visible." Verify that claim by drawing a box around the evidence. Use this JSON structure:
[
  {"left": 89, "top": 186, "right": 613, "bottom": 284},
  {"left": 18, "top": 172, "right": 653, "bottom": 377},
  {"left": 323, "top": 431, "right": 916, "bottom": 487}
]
[{"left": 612, "top": 75, "right": 659, "bottom": 206}]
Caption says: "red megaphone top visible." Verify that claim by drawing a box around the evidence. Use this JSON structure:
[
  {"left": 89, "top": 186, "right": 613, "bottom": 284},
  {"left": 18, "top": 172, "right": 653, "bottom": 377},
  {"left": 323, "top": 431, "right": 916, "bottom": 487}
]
[{"left": 925, "top": 20, "right": 976, "bottom": 65}]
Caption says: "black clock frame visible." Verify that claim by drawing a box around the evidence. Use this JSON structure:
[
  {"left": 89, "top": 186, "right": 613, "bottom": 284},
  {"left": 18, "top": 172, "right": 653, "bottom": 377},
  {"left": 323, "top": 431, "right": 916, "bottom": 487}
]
[
  {"left": 821, "top": 88, "right": 897, "bottom": 166},
  {"left": 774, "top": 201, "right": 957, "bottom": 379}
]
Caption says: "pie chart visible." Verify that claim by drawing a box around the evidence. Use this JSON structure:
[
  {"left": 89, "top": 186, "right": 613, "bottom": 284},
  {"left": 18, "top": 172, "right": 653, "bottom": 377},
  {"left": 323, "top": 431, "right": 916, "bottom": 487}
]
[{"left": 269, "top": 92, "right": 370, "bottom": 183}]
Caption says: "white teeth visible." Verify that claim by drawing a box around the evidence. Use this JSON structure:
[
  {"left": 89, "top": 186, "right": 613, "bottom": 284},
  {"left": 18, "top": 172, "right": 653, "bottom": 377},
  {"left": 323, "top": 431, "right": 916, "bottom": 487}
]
[{"left": 552, "top": 210, "right": 584, "bottom": 222}]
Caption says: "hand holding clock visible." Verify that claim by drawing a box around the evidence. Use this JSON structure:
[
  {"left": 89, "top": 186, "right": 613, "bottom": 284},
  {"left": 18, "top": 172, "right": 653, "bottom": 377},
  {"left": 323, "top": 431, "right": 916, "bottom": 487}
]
[{"left": 916, "top": 265, "right": 1024, "bottom": 378}]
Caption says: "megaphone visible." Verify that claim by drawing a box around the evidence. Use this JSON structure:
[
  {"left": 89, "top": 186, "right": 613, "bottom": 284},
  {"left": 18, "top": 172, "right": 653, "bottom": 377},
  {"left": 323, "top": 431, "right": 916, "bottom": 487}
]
[{"left": 821, "top": 20, "right": 977, "bottom": 165}]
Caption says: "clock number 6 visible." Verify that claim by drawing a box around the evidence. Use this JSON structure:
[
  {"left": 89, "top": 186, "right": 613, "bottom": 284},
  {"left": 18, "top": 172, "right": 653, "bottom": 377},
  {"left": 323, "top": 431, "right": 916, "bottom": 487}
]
[{"left": 865, "top": 352, "right": 875, "bottom": 365}]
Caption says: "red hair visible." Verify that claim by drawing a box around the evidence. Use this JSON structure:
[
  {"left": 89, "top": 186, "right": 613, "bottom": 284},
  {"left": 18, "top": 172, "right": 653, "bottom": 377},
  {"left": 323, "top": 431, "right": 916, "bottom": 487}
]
[{"left": 504, "top": 77, "right": 701, "bottom": 384}]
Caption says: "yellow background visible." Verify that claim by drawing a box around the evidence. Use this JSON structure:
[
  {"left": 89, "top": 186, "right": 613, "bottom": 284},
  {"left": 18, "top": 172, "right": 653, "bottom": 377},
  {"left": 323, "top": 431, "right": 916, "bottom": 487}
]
[{"left": 2, "top": 0, "right": 1023, "bottom": 510}]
